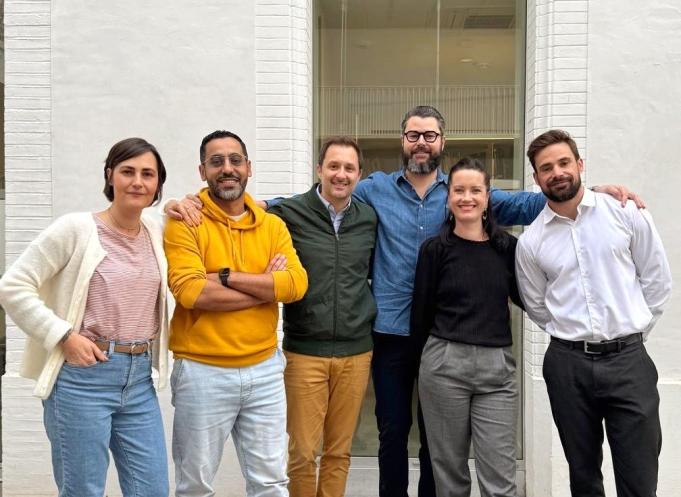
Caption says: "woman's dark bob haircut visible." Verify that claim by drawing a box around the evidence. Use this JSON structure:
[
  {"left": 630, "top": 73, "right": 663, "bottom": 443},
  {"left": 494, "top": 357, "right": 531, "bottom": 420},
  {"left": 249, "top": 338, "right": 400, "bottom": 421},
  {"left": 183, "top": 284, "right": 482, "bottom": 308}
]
[{"left": 103, "top": 137, "right": 167, "bottom": 206}]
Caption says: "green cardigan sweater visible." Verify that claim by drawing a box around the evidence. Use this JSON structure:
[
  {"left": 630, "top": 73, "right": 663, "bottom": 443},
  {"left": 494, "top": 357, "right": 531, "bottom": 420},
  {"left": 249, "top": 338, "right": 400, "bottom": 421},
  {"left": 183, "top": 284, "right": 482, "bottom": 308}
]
[{"left": 269, "top": 184, "right": 377, "bottom": 357}]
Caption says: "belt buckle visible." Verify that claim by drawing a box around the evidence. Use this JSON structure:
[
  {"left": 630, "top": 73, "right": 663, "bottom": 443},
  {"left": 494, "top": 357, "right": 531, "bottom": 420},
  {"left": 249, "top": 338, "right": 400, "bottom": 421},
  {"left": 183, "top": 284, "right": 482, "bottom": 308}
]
[
  {"left": 583, "top": 340, "right": 603, "bottom": 355},
  {"left": 130, "top": 343, "right": 144, "bottom": 354}
]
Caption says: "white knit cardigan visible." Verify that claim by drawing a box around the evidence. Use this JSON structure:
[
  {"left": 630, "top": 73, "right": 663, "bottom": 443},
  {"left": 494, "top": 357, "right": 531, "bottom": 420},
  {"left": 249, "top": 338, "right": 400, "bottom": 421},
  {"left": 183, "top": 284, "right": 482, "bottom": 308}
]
[{"left": 0, "top": 211, "right": 169, "bottom": 399}]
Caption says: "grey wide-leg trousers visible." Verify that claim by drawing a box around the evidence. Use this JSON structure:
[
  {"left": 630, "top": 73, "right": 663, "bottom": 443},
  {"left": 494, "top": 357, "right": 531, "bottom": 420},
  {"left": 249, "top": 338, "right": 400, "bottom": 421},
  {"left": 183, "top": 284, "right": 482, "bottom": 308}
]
[{"left": 419, "top": 336, "right": 518, "bottom": 497}]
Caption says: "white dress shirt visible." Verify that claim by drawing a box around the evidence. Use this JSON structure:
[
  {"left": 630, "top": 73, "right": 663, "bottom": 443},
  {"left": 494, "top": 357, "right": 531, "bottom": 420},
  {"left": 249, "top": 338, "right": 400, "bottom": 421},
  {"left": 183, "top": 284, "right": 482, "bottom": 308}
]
[{"left": 516, "top": 188, "right": 672, "bottom": 341}]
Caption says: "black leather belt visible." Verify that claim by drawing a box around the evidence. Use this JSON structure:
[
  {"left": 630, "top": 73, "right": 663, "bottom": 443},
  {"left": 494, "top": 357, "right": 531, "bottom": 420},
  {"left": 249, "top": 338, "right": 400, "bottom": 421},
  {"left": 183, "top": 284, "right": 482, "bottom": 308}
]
[{"left": 551, "top": 333, "right": 642, "bottom": 355}]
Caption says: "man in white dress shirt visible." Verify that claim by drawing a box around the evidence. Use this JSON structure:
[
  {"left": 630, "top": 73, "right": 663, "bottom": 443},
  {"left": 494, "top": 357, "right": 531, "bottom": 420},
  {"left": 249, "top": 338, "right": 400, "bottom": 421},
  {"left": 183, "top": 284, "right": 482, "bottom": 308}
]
[{"left": 516, "top": 129, "right": 672, "bottom": 497}]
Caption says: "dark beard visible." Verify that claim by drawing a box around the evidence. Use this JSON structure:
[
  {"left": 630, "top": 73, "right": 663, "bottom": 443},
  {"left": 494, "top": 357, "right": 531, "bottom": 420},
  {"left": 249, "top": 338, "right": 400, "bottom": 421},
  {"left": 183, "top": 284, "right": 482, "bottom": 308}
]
[
  {"left": 402, "top": 152, "right": 441, "bottom": 175},
  {"left": 542, "top": 175, "right": 582, "bottom": 202}
]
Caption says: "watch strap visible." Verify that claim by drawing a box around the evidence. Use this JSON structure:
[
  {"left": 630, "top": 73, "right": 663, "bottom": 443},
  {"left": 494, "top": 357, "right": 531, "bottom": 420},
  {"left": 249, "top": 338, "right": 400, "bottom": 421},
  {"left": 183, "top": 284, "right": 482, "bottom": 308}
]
[{"left": 219, "top": 267, "right": 231, "bottom": 287}]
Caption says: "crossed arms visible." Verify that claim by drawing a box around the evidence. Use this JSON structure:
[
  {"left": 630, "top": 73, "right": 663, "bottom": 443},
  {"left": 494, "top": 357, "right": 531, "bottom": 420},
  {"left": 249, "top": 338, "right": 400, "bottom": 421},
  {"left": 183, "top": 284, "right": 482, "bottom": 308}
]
[{"left": 164, "top": 217, "right": 308, "bottom": 312}]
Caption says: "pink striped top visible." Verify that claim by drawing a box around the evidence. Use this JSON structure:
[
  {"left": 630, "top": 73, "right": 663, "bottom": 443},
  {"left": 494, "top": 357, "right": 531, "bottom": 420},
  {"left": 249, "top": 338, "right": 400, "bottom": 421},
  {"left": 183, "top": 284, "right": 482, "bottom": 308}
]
[{"left": 79, "top": 215, "right": 161, "bottom": 342}]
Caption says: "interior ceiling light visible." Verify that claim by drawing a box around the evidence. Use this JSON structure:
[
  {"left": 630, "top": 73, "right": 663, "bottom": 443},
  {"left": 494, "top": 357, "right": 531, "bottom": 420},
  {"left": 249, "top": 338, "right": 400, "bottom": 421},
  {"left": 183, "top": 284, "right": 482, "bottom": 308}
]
[{"left": 459, "top": 58, "right": 473, "bottom": 63}]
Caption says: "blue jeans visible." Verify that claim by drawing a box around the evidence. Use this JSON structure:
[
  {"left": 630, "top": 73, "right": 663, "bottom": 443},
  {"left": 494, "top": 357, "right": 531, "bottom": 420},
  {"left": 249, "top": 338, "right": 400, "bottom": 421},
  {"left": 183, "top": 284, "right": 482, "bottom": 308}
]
[
  {"left": 43, "top": 348, "right": 168, "bottom": 497},
  {"left": 371, "top": 332, "right": 435, "bottom": 497},
  {"left": 171, "top": 350, "right": 289, "bottom": 497}
]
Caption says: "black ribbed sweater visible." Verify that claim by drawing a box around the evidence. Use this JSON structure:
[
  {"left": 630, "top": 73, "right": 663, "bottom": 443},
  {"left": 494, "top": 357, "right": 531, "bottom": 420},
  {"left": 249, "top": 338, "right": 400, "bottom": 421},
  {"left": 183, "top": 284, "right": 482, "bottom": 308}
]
[{"left": 410, "top": 228, "right": 524, "bottom": 347}]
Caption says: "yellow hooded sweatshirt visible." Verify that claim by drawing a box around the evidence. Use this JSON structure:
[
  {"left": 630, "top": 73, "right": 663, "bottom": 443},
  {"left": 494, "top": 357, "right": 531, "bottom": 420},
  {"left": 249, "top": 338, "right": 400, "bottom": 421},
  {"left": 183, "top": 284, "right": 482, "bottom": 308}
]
[{"left": 164, "top": 188, "right": 308, "bottom": 367}]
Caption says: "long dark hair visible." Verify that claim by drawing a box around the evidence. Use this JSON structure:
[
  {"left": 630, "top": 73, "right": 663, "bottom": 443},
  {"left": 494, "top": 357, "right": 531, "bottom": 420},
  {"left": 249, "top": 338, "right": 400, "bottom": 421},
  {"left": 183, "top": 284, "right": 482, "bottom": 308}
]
[{"left": 445, "top": 157, "right": 510, "bottom": 251}]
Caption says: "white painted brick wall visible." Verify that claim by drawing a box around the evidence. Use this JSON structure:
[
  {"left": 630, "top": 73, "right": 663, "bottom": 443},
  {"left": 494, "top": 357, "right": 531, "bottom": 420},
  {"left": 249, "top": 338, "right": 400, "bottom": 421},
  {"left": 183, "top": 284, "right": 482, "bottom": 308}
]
[
  {"left": 523, "top": 2, "right": 590, "bottom": 496},
  {"left": 255, "top": 0, "right": 312, "bottom": 199},
  {"left": 3, "top": 1, "right": 54, "bottom": 495},
  {"left": 524, "top": 0, "right": 590, "bottom": 379},
  {"left": 3, "top": 0, "right": 53, "bottom": 361}
]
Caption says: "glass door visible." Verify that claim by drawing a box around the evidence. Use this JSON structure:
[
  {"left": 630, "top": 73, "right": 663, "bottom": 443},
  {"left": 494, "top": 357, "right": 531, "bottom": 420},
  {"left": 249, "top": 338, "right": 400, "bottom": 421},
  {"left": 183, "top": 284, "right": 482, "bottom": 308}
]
[{"left": 314, "top": 0, "right": 526, "bottom": 472}]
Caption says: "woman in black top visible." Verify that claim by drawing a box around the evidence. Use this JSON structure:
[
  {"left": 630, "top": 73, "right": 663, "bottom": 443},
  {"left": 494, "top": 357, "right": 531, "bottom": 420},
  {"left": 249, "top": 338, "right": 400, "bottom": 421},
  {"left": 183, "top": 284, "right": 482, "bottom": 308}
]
[{"left": 412, "top": 158, "right": 524, "bottom": 497}]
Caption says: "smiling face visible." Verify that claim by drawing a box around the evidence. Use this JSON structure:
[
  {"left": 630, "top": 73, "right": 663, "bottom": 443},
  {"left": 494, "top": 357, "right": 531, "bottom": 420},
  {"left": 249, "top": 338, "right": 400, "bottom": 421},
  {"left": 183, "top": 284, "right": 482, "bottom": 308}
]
[
  {"left": 200, "top": 137, "right": 252, "bottom": 202},
  {"left": 401, "top": 116, "right": 445, "bottom": 174},
  {"left": 107, "top": 151, "right": 159, "bottom": 211},
  {"left": 316, "top": 144, "right": 362, "bottom": 208},
  {"left": 533, "top": 142, "right": 584, "bottom": 203},
  {"left": 447, "top": 168, "right": 489, "bottom": 225}
]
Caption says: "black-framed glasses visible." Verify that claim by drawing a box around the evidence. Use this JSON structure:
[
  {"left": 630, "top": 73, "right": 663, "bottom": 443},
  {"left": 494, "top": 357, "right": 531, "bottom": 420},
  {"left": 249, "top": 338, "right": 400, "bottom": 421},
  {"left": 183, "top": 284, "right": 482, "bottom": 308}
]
[
  {"left": 403, "top": 131, "right": 441, "bottom": 143},
  {"left": 203, "top": 153, "right": 248, "bottom": 168}
]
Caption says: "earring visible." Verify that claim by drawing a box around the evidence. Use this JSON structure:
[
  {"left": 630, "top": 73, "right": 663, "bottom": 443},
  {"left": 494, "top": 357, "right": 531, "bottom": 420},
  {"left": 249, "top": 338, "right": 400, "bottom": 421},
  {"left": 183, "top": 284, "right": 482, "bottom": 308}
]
[{"left": 482, "top": 209, "right": 488, "bottom": 222}]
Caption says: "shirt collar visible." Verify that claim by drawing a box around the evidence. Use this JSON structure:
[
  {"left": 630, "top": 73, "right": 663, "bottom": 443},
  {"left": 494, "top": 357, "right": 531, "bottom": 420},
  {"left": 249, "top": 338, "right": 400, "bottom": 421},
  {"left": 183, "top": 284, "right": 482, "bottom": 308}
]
[
  {"left": 542, "top": 187, "right": 595, "bottom": 224},
  {"left": 316, "top": 184, "right": 351, "bottom": 215},
  {"left": 396, "top": 168, "right": 447, "bottom": 186}
]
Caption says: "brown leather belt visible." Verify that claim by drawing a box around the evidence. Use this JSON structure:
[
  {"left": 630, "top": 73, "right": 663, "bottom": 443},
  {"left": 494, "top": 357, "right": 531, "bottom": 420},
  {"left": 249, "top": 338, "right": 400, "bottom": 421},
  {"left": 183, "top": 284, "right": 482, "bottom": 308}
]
[{"left": 95, "top": 341, "right": 150, "bottom": 355}]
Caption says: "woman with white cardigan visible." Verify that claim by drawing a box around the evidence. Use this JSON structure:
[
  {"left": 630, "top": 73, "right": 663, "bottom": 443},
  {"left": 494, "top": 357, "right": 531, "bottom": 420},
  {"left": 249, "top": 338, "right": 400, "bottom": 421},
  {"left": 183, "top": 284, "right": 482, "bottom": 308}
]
[{"left": 0, "top": 137, "right": 170, "bottom": 497}]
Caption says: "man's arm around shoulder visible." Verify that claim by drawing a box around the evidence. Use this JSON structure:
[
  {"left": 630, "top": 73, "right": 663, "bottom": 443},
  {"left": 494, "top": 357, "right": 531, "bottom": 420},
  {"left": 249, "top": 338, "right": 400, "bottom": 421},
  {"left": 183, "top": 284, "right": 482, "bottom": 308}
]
[
  {"left": 490, "top": 189, "right": 546, "bottom": 226},
  {"left": 352, "top": 174, "right": 380, "bottom": 205}
]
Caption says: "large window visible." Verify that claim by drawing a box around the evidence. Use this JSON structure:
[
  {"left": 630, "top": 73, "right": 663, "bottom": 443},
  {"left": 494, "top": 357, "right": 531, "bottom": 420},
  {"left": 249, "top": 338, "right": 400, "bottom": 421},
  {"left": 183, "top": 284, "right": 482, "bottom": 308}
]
[{"left": 314, "top": 0, "right": 526, "bottom": 459}]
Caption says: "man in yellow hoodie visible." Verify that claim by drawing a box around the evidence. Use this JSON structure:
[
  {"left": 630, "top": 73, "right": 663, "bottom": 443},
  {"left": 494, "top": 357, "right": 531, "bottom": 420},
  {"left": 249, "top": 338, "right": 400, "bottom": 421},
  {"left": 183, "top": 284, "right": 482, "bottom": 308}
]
[{"left": 164, "top": 130, "right": 308, "bottom": 497}]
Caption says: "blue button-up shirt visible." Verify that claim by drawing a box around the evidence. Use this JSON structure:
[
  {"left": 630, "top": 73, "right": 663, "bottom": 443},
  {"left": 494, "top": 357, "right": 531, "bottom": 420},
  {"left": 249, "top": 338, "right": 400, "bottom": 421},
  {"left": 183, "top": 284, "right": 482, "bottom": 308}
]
[{"left": 353, "top": 168, "right": 545, "bottom": 336}]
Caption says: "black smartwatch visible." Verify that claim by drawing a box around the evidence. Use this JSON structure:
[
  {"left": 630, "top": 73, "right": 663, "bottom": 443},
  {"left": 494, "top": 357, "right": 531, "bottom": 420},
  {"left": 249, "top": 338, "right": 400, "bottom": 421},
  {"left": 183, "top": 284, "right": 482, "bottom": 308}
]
[{"left": 219, "top": 267, "right": 231, "bottom": 287}]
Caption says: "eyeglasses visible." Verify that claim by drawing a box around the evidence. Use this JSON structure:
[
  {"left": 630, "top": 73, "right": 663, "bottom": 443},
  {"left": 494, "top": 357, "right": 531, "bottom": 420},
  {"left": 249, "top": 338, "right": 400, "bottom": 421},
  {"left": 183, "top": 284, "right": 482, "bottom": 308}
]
[
  {"left": 403, "top": 131, "right": 441, "bottom": 143},
  {"left": 203, "top": 153, "right": 248, "bottom": 168}
]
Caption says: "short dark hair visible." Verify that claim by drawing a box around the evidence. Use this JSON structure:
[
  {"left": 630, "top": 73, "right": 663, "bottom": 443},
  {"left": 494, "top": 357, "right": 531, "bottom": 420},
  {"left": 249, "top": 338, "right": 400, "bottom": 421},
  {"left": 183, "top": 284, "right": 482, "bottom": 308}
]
[
  {"left": 401, "top": 105, "right": 446, "bottom": 136},
  {"left": 317, "top": 136, "right": 363, "bottom": 169},
  {"left": 200, "top": 130, "right": 248, "bottom": 164},
  {"left": 103, "top": 137, "right": 166, "bottom": 205},
  {"left": 527, "top": 129, "right": 580, "bottom": 171}
]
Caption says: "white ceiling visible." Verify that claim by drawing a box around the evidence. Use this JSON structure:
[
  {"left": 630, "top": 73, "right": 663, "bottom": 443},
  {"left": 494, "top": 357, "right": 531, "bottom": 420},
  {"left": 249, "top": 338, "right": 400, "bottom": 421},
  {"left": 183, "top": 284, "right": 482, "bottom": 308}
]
[{"left": 317, "top": 0, "right": 517, "bottom": 29}]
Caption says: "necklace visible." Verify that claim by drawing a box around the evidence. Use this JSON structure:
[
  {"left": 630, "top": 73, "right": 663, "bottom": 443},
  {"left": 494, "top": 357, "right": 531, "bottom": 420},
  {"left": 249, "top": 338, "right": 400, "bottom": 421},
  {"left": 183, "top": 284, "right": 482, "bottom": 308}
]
[{"left": 107, "top": 208, "right": 141, "bottom": 236}]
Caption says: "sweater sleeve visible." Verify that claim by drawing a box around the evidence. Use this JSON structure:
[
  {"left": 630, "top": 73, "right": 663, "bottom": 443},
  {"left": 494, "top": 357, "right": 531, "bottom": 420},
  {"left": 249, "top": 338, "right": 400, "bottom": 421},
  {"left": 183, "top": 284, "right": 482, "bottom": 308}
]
[
  {"left": 410, "top": 237, "right": 440, "bottom": 347},
  {"left": 163, "top": 218, "right": 208, "bottom": 309},
  {"left": 0, "top": 216, "right": 79, "bottom": 350},
  {"left": 505, "top": 235, "right": 525, "bottom": 311},
  {"left": 270, "top": 216, "right": 308, "bottom": 303}
]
